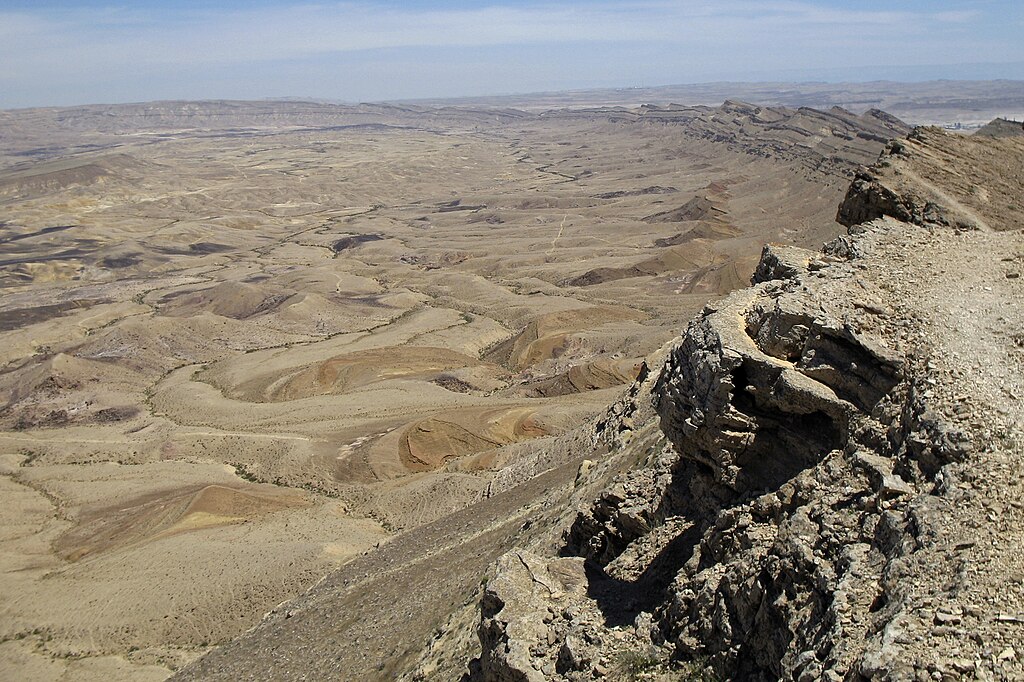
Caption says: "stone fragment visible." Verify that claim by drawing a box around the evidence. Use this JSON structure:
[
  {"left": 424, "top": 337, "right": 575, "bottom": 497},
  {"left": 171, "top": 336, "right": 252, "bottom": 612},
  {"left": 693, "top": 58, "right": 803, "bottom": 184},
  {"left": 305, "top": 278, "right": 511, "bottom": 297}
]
[{"left": 557, "top": 635, "right": 588, "bottom": 673}]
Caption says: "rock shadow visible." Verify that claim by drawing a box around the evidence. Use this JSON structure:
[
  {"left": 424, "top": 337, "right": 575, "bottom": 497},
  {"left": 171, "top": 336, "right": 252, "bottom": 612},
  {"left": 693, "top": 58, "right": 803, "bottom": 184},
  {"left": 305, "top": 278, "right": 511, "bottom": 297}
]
[{"left": 582, "top": 521, "right": 704, "bottom": 627}]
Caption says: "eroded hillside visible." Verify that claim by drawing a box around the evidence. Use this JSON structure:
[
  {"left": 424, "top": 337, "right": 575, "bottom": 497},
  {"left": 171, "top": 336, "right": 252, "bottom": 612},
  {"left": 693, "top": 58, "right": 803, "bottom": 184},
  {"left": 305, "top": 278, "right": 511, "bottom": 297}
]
[
  {"left": 459, "top": 129, "right": 1024, "bottom": 680},
  {"left": 0, "top": 100, "right": 907, "bottom": 680},
  {"left": 163, "top": 123, "right": 1024, "bottom": 682}
]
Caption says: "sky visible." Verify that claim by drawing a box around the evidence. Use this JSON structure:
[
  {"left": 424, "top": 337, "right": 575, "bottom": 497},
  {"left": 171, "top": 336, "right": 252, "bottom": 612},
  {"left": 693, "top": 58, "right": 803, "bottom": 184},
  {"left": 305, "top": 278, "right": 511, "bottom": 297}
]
[{"left": 1, "top": 0, "right": 1022, "bottom": 108}]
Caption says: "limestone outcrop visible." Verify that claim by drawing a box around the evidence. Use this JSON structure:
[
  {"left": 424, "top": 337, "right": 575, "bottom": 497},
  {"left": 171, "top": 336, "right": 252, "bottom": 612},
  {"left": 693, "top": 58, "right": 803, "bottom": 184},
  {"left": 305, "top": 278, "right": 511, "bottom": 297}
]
[
  {"left": 472, "top": 127, "right": 1024, "bottom": 681},
  {"left": 837, "top": 126, "right": 1024, "bottom": 233}
]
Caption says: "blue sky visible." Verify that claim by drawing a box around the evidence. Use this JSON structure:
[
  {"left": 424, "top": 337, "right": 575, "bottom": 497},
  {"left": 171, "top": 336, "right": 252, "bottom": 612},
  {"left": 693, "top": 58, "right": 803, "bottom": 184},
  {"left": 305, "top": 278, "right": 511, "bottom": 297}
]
[{"left": 1, "top": 0, "right": 1022, "bottom": 108}]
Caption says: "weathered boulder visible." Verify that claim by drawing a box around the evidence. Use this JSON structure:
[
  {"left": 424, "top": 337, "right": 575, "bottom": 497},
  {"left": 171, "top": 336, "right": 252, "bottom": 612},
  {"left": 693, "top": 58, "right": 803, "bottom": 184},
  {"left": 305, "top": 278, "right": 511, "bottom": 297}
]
[{"left": 477, "top": 551, "right": 588, "bottom": 682}]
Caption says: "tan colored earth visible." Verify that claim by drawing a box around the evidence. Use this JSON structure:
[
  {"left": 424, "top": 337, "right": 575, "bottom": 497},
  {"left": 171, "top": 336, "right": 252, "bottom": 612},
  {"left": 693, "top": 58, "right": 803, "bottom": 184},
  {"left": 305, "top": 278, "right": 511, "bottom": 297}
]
[{"left": 0, "top": 93, "right": 960, "bottom": 679}]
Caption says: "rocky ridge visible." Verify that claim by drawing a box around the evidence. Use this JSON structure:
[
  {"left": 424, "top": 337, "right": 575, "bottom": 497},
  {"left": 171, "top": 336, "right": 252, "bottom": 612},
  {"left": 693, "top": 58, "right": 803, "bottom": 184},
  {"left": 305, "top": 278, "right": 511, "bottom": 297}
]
[
  {"left": 1, "top": 100, "right": 908, "bottom": 186},
  {"left": 470, "top": 128, "right": 1024, "bottom": 681},
  {"left": 163, "top": 121, "right": 1018, "bottom": 682},
  {"left": 541, "top": 101, "right": 908, "bottom": 183}
]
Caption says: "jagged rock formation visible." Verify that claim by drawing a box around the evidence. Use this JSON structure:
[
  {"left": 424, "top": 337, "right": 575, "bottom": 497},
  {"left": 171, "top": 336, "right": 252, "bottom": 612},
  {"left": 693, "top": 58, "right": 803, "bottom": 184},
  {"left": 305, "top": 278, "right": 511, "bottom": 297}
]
[
  {"left": 163, "top": 119, "right": 1018, "bottom": 682},
  {"left": 133, "top": 100, "right": 904, "bottom": 682},
  {"left": 471, "top": 128, "right": 1024, "bottom": 681},
  {"left": 541, "top": 101, "right": 909, "bottom": 183}
]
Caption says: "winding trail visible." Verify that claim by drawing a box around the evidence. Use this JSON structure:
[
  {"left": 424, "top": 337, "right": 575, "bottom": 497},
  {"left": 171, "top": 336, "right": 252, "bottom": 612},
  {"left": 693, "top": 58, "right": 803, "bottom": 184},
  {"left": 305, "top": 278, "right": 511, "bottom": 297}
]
[{"left": 547, "top": 213, "right": 569, "bottom": 255}]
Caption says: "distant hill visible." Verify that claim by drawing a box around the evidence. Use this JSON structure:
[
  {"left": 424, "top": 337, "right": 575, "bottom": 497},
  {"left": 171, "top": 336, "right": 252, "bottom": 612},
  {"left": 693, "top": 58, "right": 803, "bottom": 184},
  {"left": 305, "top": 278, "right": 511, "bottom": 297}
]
[
  {"left": 397, "top": 79, "right": 1024, "bottom": 127},
  {"left": 975, "top": 117, "right": 1024, "bottom": 137}
]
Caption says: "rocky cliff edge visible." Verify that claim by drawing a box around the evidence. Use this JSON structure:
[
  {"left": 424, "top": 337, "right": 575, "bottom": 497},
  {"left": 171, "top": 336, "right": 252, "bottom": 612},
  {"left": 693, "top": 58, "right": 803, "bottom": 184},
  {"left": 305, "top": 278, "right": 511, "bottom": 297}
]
[{"left": 469, "top": 127, "right": 1024, "bottom": 681}]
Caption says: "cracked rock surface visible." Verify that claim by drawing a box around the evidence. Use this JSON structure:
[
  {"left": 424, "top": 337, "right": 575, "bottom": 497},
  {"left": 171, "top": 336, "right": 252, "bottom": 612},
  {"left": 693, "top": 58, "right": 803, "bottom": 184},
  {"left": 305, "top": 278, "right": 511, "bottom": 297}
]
[{"left": 470, "top": 127, "right": 1024, "bottom": 681}]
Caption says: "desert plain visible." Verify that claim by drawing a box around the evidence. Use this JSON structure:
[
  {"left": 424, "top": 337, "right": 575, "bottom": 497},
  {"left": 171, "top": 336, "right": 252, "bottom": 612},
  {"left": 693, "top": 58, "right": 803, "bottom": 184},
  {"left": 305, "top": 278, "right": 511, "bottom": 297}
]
[{"left": 0, "top": 85, "right": 1017, "bottom": 680}]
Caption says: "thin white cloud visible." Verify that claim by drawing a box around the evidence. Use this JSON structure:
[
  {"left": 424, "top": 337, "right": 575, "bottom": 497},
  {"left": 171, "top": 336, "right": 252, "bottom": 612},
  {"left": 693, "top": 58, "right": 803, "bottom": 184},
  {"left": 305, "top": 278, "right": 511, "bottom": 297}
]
[
  {"left": 0, "top": 1, "right": 1016, "bottom": 107},
  {"left": 935, "top": 10, "right": 981, "bottom": 23},
  {"left": 0, "top": 1, "right": 988, "bottom": 67}
]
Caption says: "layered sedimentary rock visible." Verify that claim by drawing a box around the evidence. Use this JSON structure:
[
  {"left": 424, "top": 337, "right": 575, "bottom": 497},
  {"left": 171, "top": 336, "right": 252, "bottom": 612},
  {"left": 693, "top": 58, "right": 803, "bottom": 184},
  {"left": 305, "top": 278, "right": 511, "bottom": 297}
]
[
  {"left": 837, "top": 126, "right": 1023, "bottom": 232},
  {"left": 474, "top": 128, "right": 1024, "bottom": 681}
]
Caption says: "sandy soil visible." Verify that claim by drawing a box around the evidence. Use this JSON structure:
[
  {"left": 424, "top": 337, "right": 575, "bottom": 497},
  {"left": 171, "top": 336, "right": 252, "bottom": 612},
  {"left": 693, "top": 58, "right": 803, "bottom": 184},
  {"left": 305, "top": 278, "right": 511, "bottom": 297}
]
[{"left": 0, "top": 100, "right": 905, "bottom": 679}]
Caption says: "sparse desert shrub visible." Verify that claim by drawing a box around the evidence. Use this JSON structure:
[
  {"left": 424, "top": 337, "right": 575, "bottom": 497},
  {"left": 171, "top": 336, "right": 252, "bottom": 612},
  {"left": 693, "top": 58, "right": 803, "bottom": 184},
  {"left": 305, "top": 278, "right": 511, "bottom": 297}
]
[
  {"left": 614, "top": 650, "right": 719, "bottom": 682},
  {"left": 433, "top": 373, "right": 475, "bottom": 394},
  {"left": 614, "top": 649, "right": 661, "bottom": 679},
  {"left": 230, "top": 462, "right": 260, "bottom": 482}
]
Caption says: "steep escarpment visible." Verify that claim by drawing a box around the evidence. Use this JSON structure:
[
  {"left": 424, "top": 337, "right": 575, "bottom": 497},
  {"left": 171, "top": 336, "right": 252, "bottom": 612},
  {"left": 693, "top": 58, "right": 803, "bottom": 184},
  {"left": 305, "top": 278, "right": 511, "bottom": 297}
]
[
  {"left": 471, "top": 128, "right": 1024, "bottom": 681},
  {"left": 540, "top": 101, "right": 910, "bottom": 185},
  {"left": 161, "top": 120, "right": 1017, "bottom": 682},
  {"left": 837, "top": 126, "right": 1024, "bottom": 232}
]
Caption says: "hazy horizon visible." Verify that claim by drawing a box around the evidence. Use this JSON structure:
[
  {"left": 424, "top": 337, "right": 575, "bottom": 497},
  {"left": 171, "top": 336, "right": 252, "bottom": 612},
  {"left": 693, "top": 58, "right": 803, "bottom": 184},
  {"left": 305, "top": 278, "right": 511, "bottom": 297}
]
[{"left": 2, "top": 0, "right": 1023, "bottom": 109}]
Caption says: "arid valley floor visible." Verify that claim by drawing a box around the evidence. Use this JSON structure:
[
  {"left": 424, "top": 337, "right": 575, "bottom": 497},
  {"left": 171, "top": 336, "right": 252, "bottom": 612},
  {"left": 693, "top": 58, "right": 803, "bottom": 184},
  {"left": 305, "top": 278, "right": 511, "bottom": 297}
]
[{"left": 1, "top": 83, "right": 1022, "bottom": 681}]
